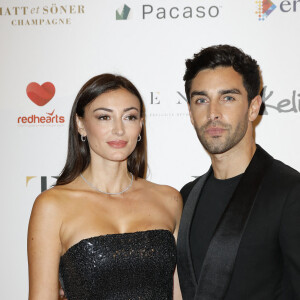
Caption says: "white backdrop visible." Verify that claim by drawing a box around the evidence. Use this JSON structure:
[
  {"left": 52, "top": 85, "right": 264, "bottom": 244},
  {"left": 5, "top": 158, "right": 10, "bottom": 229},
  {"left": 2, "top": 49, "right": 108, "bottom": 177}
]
[{"left": 1, "top": 0, "right": 300, "bottom": 298}]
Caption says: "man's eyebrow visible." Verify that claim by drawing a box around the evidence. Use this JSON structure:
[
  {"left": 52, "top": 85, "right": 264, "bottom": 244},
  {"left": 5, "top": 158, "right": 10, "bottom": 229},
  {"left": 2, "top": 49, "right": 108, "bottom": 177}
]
[
  {"left": 190, "top": 89, "right": 242, "bottom": 99},
  {"left": 93, "top": 107, "right": 139, "bottom": 113},
  {"left": 219, "top": 89, "right": 241, "bottom": 95},
  {"left": 190, "top": 91, "right": 208, "bottom": 98}
]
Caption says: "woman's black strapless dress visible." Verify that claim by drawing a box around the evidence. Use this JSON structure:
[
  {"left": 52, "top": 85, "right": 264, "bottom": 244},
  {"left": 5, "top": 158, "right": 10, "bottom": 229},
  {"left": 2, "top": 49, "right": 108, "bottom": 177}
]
[{"left": 59, "top": 229, "right": 176, "bottom": 300}]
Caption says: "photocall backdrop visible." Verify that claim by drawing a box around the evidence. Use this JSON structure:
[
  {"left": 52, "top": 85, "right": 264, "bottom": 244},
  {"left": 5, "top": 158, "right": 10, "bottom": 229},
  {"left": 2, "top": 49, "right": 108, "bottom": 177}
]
[{"left": 1, "top": 0, "right": 299, "bottom": 297}]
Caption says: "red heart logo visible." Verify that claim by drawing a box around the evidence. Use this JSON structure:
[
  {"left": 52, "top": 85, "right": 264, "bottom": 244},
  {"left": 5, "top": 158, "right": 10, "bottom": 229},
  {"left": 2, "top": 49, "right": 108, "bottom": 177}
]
[{"left": 26, "top": 82, "right": 56, "bottom": 106}]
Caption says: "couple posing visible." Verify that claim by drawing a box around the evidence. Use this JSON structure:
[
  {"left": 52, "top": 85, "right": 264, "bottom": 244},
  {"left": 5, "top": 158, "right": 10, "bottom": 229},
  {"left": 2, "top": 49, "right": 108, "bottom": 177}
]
[{"left": 28, "top": 45, "right": 300, "bottom": 300}]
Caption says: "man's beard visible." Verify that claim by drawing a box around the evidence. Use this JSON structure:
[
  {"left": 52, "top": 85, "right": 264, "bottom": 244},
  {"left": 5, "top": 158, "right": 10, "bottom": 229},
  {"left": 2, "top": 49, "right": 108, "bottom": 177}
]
[{"left": 195, "top": 117, "right": 248, "bottom": 155}]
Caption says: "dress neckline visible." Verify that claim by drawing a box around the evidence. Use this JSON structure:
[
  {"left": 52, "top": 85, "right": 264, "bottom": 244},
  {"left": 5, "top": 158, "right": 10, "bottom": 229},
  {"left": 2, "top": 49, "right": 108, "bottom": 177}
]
[{"left": 61, "top": 229, "right": 174, "bottom": 258}]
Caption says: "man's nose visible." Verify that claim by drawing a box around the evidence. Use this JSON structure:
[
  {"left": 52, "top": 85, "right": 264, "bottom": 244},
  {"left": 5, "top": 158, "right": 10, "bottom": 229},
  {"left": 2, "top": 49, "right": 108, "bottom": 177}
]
[{"left": 208, "top": 101, "right": 221, "bottom": 121}]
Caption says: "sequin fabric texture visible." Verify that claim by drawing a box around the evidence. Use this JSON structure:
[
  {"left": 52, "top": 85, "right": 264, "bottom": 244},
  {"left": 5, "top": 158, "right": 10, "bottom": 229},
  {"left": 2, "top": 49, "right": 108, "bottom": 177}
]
[{"left": 59, "top": 229, "right": 177, "bottom": 300}]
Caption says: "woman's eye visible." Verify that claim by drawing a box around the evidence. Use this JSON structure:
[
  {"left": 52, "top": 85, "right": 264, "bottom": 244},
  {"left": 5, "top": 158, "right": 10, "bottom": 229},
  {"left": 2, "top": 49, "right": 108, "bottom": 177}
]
[
  {"left": 97, "top": 115, "right": 110, "bottom": 120},
  {"left": 125, "top": 115, "right": 138, "bottom": 121}
]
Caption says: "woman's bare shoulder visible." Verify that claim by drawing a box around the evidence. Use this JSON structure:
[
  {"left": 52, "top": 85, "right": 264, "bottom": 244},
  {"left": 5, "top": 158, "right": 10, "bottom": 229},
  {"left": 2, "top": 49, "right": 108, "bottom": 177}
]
[
  {"left": 32, "top": 182, "right": 77, "bottom": 214},
  {"left": 137, "top": 178, "right": 182, "bottom": 208},
  {"left": 138, "top": 178, "right": 179, "bottom": 193},
  {"left": 32, "top": 188, "right": 62, "bottom": 217}
]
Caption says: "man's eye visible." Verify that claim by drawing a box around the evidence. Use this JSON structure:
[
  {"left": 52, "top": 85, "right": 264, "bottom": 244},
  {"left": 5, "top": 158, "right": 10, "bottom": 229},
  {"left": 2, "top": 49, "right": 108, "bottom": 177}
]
[
  {"left": 195, "top": 98, "right": 207, "bottom": 104},
  {"left": 223, "top": 96, "right": 235, "bottom": 102}
]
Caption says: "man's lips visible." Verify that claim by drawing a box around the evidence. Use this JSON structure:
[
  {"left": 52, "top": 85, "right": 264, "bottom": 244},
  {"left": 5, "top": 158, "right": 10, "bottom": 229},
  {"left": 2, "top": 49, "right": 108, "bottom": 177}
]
[
  {"left": 107, "top": 140, "right": 128, "bottom": 148},
  {"left": 205, "top": 127, "right": 226, "bottom": 136}
]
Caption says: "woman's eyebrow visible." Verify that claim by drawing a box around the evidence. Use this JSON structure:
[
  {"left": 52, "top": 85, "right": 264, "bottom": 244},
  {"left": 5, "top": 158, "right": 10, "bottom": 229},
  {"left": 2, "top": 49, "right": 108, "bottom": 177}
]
[
  {"left": 93, "top": 107, "right": 113, "bottom": 113},
  {"left": 123, "top": 107, "right": 139, "bottom": 112},
  {"left": 93, "top": 107, "right": 139, "bottom": 113}
]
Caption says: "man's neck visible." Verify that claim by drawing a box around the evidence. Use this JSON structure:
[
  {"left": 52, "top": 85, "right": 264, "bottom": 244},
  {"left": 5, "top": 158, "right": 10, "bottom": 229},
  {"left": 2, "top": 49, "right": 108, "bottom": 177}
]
[{"left": 210, "top": 142, "right": 257, "bottom": 180}]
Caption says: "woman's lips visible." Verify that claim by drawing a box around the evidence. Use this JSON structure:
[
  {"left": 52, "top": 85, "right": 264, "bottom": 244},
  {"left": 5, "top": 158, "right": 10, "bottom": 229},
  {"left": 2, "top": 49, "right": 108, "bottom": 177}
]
[{"left": 107, "top": 140, "right": 128, "bottom": 148}]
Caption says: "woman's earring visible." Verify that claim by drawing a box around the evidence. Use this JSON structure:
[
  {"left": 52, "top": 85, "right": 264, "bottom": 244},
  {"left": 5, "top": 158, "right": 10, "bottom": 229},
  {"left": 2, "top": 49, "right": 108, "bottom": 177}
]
[
  {"left": 137, "top": 134, "right": 141, "bottom": 142},
  {"left": 81, "top": 135, "right": 87, "bottom": 142}
]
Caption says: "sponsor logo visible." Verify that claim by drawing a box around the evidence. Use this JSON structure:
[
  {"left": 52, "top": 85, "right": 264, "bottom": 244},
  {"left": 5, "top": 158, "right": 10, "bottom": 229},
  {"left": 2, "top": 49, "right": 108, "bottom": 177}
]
[
  {"left": 0, "top": 4, "right": 85, "bottom": 26},
  {"left": 256, "top": 0, "right": 276, "bottom": 20},
  {"left": 146, "top": 91, "right": 189, "bottom": 118},
  {"left": 26, "top": 176, "right": 58, "bottom": 192},
  {"left": 116, "top": 3, "right": 222, "bottom": 21},
  {"left": 149, "top": 91, "right": 187, "bottom": 105},
  {"left": 260, "top": 86, "right": 300, "bottom": 114},
  {"left": 17, "top": 81, "right": 66, "bottom": 126},
  {"left": 142, "top": 5, "right": 221, "bottom": 20},
  {"left": 255, "top": 0, "right": 300, "bottom": 21},
  {"left": 116, "top": 4, "right": 131, "bottom": 20},
  {"left": 26, "top": 82, "right": 55, "bottom": 106},
  {"left": 17, "top": 109, "right": 65, "bottom": 125}
]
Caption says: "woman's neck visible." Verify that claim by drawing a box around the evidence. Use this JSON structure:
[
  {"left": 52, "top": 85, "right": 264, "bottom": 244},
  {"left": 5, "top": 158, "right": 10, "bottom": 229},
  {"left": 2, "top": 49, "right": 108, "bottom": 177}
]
[{"left": 81, "top": 158, "right": 132, "bottom": 194}]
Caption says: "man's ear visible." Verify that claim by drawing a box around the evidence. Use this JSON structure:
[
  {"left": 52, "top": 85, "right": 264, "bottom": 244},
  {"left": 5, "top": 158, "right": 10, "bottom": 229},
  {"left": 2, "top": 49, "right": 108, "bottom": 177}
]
[
  {"left": 76, "top": 114, "right": 86, "bottom": 136},
  {"left": 188, "top": 103, "right": 195, "bottom": 126},
  {"left": 248, "top": 95, "right": 262, "bottom": 122}
]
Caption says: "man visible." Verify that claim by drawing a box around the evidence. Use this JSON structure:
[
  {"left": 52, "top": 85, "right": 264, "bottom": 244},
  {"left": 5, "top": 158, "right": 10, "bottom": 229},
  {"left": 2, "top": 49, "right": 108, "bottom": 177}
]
[{"left": 177, "top": 45, "right": 300, "bottom": 300}]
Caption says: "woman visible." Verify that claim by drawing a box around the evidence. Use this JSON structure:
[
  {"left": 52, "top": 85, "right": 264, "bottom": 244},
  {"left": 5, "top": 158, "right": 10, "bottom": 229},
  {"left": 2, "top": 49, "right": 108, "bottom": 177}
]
[{"left": 28, "top": 74, "right": 182, "bottom": 299}]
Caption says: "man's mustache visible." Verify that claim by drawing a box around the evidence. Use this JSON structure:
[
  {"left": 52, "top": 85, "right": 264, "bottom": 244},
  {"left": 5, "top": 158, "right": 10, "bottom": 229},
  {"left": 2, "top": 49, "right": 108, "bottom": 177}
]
[{"left": 201, "top": 120, "right": 231, "bottom": 131}]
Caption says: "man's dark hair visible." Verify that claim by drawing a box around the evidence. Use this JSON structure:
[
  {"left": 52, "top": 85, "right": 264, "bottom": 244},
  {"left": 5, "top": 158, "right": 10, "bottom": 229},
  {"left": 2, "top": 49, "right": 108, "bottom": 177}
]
[{"left": 184, "top": 44, "right": 261, "bottom": 104}]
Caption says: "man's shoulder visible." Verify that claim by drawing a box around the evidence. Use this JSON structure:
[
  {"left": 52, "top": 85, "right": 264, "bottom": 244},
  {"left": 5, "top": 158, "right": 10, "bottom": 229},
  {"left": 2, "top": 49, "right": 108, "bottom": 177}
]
[
  {"left": 256, "top": 144, "right": 300, "bottom": 185},
  {"left": 269, "top": 157, "right": 300, "bottom": 185}
]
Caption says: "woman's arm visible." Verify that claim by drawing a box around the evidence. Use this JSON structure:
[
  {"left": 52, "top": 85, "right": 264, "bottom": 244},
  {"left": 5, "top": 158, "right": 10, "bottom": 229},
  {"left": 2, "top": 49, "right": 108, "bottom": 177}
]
[
  {"left": 172, "top": 190, "right": 183, "bottom": 300},
  {"left": 27, "top": 190, "right": 63, "bottom": 300},
  {"left": 173, "top": 266, "right": 182, "bottom": 300}
]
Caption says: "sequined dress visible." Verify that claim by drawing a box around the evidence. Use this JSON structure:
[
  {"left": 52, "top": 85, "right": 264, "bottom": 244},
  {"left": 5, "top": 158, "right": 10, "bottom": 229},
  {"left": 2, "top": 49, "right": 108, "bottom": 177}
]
[{"left": 59, "top": 229, "right": 176, "bottom": 300}]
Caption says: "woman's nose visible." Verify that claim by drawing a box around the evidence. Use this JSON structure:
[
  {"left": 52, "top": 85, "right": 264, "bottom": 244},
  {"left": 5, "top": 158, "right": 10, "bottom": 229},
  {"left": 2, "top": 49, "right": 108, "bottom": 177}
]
[{"left": 112, "top": 119, "right": 125, "bottom": 136}]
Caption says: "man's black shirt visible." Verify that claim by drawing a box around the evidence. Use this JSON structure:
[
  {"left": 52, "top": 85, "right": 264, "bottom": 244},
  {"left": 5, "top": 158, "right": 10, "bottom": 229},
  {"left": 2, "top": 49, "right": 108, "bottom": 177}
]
[{"left": 190, "top": 172, "right": 243, "bottom": 281}]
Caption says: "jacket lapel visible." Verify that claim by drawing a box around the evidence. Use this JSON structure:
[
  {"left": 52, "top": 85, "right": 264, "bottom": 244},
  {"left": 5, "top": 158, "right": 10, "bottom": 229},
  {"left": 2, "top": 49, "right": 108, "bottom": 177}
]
[
  {"left": 177, "top": 167, "right": 213, "bottom": 299},
  {"left": 195, "top": 145, "right": 274, "bottom": 300}
]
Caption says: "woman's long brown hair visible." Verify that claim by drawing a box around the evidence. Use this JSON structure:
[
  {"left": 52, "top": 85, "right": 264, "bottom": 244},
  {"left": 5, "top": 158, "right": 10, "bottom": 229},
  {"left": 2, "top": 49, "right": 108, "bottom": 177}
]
[{"left": 56, "top": 74, "right": 147, "bottom": 186}]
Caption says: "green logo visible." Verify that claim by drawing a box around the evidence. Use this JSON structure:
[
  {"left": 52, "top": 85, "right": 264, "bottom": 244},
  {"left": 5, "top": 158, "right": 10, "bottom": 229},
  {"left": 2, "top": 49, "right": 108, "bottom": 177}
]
[{"left": 116, "top": 4, "right": 131, "bottom": 20}]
